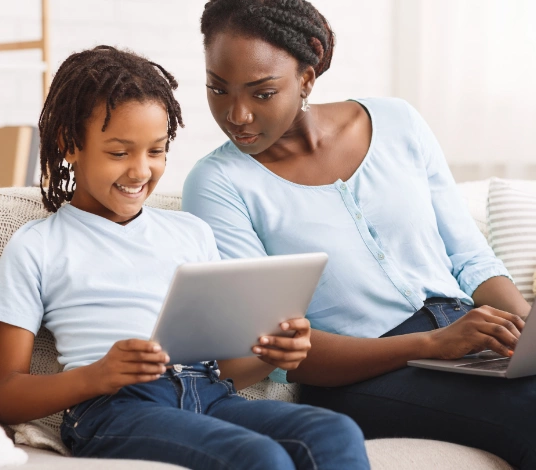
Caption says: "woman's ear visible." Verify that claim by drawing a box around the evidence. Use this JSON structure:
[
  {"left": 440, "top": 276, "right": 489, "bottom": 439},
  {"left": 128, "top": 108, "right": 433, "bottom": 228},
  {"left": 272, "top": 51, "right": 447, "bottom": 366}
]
[{"left": 300, "top": 65, "right": 316, "bottom": 98}]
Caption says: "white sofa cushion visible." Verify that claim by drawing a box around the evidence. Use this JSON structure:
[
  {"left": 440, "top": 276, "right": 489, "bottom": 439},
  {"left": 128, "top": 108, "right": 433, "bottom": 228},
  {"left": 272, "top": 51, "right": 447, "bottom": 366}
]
[{"left": 487, "top": 178, "right": 536, "bottom": 303}]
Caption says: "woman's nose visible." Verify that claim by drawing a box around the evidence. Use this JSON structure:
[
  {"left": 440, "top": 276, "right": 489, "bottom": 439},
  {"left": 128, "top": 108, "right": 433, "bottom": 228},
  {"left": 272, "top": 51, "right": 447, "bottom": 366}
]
[{"left": 227, "top": 101, "right": 253, "bottom": 126}]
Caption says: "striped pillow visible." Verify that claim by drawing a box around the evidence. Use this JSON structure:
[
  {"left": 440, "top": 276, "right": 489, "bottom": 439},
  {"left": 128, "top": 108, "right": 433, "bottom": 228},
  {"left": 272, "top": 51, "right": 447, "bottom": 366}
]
[{"left": 487, "top": 178, "right": 536, "bottom": 303}]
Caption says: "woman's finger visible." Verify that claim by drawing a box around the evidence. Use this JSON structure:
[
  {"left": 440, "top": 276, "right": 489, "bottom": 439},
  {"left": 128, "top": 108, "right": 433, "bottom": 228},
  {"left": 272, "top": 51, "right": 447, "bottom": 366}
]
[
  {"left": 476, "top": 322, "right": 519, "bottom": 350},
  {"left": 474, "top": 333, "right": 514, "bottom": 358}
]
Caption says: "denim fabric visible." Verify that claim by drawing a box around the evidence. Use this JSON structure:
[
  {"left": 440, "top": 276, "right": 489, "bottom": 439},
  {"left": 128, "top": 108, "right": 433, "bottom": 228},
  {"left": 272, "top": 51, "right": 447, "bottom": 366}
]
[
  {"left": 61, "top": 362, "right": 369, "bottom": 470},
  {"left": 301, "top": 299, "right": 536, "bottom": 470}
]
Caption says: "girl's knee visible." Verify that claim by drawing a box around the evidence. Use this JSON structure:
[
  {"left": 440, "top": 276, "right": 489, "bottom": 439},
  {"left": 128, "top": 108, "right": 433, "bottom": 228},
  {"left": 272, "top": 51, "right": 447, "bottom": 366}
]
[{"left": 237, "top": 435, "right": 294, "bottom": 470}]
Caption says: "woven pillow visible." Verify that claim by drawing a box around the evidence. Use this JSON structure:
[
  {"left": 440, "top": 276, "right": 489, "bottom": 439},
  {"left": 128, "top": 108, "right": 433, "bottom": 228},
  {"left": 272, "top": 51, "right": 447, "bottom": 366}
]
[
  {"left": 0, "top": 187, "right": 297, "bottom": 442},
  {"left": 487, "top": 178, "right": 536, "bottom": 304}
]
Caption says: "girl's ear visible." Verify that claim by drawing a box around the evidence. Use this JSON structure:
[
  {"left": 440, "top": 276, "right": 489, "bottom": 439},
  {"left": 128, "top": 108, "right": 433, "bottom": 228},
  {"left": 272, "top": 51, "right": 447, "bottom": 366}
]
[
  {"left": 57, "top": 130, "right": 77, "bottom": 165},
  {"left": 300, "top": 65, "right": 316, "bottom": 99}
]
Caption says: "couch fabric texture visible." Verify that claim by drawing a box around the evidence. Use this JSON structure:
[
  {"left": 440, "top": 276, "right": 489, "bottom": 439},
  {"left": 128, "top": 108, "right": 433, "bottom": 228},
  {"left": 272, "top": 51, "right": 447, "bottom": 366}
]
[{"left": 2, "top": 178, "right": 535, "bottom": 469}]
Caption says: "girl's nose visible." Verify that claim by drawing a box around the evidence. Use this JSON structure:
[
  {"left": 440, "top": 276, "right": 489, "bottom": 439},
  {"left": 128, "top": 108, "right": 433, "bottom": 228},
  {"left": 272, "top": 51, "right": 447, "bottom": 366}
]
[{"left": 128, "top": 156, "right": 152, "bottom": 181}]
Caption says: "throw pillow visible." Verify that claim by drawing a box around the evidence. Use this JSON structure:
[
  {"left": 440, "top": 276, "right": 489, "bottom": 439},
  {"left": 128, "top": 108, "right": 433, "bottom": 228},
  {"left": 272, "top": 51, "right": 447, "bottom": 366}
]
[{"left": 487, "top": 178, "right": 536, "bottom": 304}]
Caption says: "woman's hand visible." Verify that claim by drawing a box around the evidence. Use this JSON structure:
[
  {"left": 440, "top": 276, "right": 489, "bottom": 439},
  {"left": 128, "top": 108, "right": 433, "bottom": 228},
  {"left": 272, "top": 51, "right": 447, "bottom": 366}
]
[
  {"left": 88, "top": 339, "right": 169, "bottom": 395},
  {"left": 252, "top": 318, "right": 311, "bottom": 370},
  {"left": 428, "top": 305, "right": 525, "bottom": 360}
]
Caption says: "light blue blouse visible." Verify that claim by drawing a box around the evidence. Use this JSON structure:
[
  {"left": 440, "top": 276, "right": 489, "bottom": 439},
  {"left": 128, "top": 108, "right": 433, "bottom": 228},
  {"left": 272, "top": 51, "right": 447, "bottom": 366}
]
[{"left": 183, "top": 97, "right": 510, "bottom": 343}]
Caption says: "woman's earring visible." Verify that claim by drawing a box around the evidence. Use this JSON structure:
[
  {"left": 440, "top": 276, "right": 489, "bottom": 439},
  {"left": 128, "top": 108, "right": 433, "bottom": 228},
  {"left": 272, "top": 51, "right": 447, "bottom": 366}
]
[{"left": 301, "top": 96, "right": 310, "bottom": 112}]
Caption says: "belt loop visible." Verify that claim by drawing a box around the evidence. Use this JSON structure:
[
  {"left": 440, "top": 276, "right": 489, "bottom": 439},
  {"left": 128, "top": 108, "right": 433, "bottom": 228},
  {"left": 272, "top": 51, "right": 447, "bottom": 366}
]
[{"left": 454, "top": 298, "right": 461, "bottom": 311}]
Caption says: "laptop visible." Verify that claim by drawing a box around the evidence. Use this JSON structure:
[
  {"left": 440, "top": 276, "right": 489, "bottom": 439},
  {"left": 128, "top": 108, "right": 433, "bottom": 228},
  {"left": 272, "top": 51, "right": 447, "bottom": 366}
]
[
  {"left": 150, "top": 252, "right": 328, "bottom": 365},
  {"left": 408, "top": 301, "right": 536, "bottom": 378}
]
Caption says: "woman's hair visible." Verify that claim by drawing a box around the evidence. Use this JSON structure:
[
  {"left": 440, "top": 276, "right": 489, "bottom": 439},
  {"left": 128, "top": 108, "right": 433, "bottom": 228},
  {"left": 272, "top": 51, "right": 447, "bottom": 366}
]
[
  {"left": 200, "top": 0, "right": 335, "bottom": 78},
  {"left": 39, "top": 45, "right": 184, "bottom": 213}
]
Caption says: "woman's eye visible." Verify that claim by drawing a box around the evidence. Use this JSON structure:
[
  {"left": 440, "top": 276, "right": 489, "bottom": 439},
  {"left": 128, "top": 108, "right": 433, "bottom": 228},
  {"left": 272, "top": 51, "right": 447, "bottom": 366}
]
[
  {"left": 206, "top": 85, "right": 226, "bottom": 95},
  {"left": 150, "top": 149, "right": 165, "bottom": 156},
  {"left": 110, "top": 152, "right": 127, "bottom": 157},
  {"left": 255, "top": 91, "right": 277, "bottom": 100}
]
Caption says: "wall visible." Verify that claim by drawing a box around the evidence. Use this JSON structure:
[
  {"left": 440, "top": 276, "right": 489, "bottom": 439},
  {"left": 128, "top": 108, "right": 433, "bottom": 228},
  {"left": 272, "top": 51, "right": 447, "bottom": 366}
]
[{"left": 0, "top": 0, "right": 394, "bottom": 193}]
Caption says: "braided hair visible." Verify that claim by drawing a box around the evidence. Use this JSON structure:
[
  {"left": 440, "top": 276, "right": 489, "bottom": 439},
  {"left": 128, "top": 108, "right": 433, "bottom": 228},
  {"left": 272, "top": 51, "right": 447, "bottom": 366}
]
[
  {"left": 39, "top": 45, "right": 184, "bottom": 213},
  {"left": 200, "top": 0, "right": 335, "bottom": 78}
]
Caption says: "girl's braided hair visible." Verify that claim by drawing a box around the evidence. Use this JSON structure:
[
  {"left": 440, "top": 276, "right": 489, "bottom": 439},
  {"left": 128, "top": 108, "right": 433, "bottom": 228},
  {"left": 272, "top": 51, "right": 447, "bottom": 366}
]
[
  {"left": 39, "top": 45, "right": 184, "bottom": 213},
  {"left": 200, "top": 0, "right": 335, "bottom": 77}
]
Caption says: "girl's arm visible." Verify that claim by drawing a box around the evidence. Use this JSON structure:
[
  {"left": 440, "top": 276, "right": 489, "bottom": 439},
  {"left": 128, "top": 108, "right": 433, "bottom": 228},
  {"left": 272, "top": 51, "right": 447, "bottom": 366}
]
[
  {"left": 0, "top": 322, "right": 168, "bottom": 425},
  {"left": 218, "top": 317, "right": 311, "bottom": 390}
]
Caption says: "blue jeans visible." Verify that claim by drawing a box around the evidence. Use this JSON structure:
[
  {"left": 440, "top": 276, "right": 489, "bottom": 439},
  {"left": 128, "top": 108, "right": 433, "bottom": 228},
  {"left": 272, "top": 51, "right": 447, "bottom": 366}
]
[
  {"left": 300, "top": 298, "right": 536, "bottom": 469},
  {"left": 61, "top": 361, "right": 370, "bottom": 470}
]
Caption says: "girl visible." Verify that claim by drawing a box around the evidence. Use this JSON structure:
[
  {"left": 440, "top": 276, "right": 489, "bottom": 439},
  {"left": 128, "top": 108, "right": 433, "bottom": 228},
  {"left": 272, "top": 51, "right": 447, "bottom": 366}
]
[
  {"left": 181, "top": 1, "right": 536, "bottom": 468},
  {"left": 0, "top": 45, "right": 370, "bottom": 470}
]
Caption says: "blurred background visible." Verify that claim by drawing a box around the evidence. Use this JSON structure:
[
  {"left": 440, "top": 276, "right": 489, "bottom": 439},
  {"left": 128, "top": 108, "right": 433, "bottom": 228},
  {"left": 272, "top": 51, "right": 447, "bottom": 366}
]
[{"left": 0, "top": 0, "right": 535, "bottom": 193}]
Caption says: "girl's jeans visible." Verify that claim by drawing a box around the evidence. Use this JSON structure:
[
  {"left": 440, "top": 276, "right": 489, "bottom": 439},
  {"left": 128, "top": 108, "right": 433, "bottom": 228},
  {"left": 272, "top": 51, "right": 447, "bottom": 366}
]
[
  {"left": 301, "top": 298, "right": 536, "bottom": 470},
  {"left": 61, "top": 361, "right": 370, "bottom": 470}
]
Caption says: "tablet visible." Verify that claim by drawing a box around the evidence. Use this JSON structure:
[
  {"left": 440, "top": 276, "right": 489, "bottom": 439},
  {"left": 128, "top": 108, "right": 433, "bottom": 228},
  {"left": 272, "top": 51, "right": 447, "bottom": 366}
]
[{"left": 150, "top": 252, "right": 328, "bottom": 365}]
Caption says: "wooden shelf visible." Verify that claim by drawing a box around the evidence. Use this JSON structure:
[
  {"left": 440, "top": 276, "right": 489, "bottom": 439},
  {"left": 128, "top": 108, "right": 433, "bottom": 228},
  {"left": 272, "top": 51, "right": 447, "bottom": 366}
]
[{"left": 0, "top": 0, "right": 50, "bottom": 101}]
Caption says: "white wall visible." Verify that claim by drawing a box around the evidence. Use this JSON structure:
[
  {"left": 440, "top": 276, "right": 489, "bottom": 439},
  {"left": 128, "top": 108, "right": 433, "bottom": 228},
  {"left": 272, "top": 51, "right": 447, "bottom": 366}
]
[
  {"left": 0, "top": 0, "right": 394, "bottom": 193},
  {"left": 1, "top": 0, "right": 534, "bottom": 190}
]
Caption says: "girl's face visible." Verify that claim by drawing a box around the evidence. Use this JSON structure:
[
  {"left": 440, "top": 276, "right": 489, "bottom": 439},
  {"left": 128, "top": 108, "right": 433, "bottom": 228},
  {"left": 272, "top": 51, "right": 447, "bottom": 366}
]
[
  {"left": 65, "top": 100, "right": 168, "bottom": 223},
  {"left": 204, "top": 32, "right": 314, "bottom": 155}
]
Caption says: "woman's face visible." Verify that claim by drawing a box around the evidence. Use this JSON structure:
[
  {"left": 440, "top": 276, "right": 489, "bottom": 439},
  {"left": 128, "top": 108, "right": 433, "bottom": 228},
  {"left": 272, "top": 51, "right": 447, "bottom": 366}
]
[{"left": 204, "top": 32, "right": 314, "bottom": 155}]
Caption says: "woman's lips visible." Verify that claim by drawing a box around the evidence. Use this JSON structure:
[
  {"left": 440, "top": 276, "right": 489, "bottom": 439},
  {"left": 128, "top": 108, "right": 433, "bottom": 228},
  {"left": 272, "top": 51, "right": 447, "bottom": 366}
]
[{"left": 232, "top": 133, "right": 259, "bottom": 145}]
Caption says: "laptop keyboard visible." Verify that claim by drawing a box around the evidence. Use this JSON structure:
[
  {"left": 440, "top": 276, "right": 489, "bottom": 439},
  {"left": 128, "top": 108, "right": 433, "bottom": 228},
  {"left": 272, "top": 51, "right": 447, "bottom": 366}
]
[{"left": 456, "top": 358, "right": 511, "bottom": 371}]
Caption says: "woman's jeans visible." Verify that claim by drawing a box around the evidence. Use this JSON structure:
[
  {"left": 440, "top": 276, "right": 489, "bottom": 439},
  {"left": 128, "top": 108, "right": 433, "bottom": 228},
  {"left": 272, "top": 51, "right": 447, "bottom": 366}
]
[
  {"left": 301, "top": 298, "right": 536, "bottom": 470},
  {"left": 61, "top": 361, "right": 370, "bottom": 470}
]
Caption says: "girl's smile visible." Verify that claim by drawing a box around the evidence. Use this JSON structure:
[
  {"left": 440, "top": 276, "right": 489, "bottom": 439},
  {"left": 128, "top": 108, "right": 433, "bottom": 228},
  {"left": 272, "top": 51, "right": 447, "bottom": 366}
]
[{"left": 64, "top": 100, "right": 168, "bottom": 224}]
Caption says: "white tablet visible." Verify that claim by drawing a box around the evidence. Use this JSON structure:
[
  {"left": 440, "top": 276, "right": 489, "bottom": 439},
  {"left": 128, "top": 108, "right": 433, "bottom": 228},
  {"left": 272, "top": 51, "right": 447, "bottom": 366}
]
[{"left": 150, "top": 252, "right": 328, "bottom": 365}]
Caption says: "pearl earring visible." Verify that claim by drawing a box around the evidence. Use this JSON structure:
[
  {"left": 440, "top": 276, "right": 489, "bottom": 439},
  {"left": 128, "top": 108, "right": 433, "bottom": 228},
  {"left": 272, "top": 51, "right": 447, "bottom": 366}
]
[{"left": 301, "top": 96, "right": 310, "bottom": 112}]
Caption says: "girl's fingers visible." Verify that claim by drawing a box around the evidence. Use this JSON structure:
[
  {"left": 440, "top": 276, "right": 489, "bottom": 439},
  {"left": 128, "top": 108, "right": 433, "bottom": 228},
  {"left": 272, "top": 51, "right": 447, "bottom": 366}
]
[
  {"left": 120, "top": 362, "right": 167, "bottom": 375},
  {"left": 123, "top": 351, "right": 170, "bottom": 364},
  {"left": 282, "top": 317, "right": 310, "bottom": 335},
  {"left": 253, "top": 347, "right": 307, "bottom": 362},
  {"left": 116, "top": 339, "right": 163, "bottom": 353},
  {"left": 256, "top": 334, "right": 311, "bottom": 352}
]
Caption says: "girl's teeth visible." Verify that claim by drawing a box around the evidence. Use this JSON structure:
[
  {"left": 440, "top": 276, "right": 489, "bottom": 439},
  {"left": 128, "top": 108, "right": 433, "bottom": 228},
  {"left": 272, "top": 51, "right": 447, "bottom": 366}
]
[{"left": 116, "top": 184, "right": 143, "bottom": 194}]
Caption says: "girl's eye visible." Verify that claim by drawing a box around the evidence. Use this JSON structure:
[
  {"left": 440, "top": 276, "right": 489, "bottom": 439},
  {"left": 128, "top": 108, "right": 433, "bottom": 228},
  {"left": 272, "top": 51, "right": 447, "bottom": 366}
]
[
  {"left": 206, "top": 85, "right": 226, "bottom": 96},
  {"left": 255, "top": 91, "right": 277, "bottom": 100},
  {"left": 150, "top": 149, "right": 165, "bottom": 156},
  {"left": 110, "top": 152, "right": 127, "bottom": 157}
]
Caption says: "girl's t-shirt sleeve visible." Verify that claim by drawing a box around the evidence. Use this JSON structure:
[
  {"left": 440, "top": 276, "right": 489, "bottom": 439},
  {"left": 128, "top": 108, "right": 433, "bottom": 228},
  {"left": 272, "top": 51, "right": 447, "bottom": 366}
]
[
  {"left": 405, "top": 101, "right": 511, "bottom": 296},
  {"left": 0, "top": 223, "right": 44, "bottom": 335}
]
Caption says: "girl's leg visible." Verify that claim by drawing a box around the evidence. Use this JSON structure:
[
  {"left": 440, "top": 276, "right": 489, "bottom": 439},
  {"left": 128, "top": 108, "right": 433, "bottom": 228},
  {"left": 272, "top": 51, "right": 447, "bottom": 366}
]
[
  {"left": 209, "top": 396, "right": 370, "bottom": 470},
  {"left": 300, "top": 300, "right": 536, "bottom": 470},
  {"left": 61, "top": 378, "right": 296, "bottom": 470}
]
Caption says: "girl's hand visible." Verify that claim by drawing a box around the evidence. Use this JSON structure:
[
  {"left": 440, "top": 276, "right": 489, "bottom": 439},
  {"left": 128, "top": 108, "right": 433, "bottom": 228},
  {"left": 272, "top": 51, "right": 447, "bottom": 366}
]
[
  {"left": 88, "top": 339, "right": 169, "bottom": 395},
  {"left": 252, "top": 318, "right": 311, "bottom": 370},
  {"left": 428, "top": 305, "right": 525, "bottom": 360}
]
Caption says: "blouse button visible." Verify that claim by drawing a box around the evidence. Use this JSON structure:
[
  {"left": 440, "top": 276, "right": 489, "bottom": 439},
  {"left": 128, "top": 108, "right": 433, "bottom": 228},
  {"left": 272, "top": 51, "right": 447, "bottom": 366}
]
[
  {"left": 355, "top": 213, "right": 362, "bottom": 220},
  {"left": 378, "top": 253, "right": 385, "bottom": 260},
  {"left": 404, "top": 290, "right": 412, "bottom": 296},
  {"left": 340, "top": 183, "right": 347, "bottom": 190}
]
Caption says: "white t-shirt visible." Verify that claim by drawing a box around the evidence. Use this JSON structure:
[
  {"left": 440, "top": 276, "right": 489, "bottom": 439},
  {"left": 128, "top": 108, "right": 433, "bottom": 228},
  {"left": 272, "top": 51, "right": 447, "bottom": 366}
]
[{"left": 0, "top": 204, "right": 220, "bottom": 371}]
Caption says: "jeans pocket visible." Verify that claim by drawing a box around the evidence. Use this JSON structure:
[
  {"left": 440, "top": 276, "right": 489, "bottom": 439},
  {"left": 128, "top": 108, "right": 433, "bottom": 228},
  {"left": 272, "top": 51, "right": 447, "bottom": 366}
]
[{"left": 67, "top": 395, "right": 113, "bottom": 431}]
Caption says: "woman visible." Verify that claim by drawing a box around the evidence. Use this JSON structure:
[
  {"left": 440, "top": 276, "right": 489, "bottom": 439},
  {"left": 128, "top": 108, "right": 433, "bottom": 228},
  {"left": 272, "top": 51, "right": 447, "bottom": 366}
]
[{"left": 182, "top": 1, "right": 535, "bottom": 468}]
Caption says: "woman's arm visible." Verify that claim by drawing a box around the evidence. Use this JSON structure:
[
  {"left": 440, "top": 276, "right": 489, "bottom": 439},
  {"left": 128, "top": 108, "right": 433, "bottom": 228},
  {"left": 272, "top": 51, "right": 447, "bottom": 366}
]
[
  {"left": 287, "top": 305, "right": 524, "bottom": 386},
  {"left": 472, "top": 276, "right": 531, "bottom": 319},
  {"left": 0, "top": 322, "right": 169, "bottom": 425}
]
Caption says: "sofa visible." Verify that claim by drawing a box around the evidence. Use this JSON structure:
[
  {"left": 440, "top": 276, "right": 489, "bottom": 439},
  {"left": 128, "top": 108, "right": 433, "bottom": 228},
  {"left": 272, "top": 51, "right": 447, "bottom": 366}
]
[{"left": 1, "top": 177, "right": 535, "bottom": 470}]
